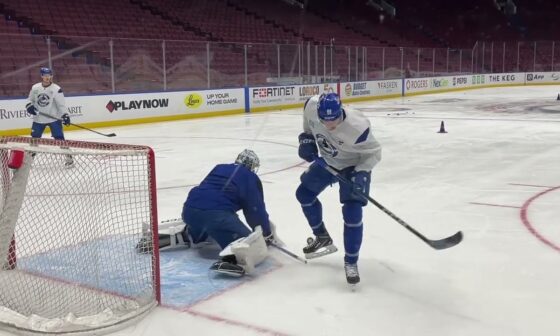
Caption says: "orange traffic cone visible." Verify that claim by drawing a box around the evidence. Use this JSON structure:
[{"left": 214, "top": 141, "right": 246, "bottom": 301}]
[{"left": 437, "top": 121, "right": 447, "bottom": 133}]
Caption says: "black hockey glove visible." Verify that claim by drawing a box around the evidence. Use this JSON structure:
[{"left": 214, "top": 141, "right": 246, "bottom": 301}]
[
  {"left": 61, "top": 113, "right": 71, "bottom": 126},
  {"left": 298, "top": 132, "right": 318, "bottom": 162},
  {"left": 25, "top": 103, "right": 37, "bottom": 116},
  {"left": 350, "top": 170, "right": 371, "bottom": 196}
]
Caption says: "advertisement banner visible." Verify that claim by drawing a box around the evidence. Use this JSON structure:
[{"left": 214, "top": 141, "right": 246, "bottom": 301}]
[
  {"left": 0, "top": 99, "right": 36, "bottom": 131},
  {"left": 485, "top": 73, "right": 525, "bottom": 85},
  {"left": 429, "top": 76, "right": 453, "bottom": 90},
  {"left": 249, "top": 83, "right": 336, "bottom": 109},
  {"left": 3, "top": 71, "right": 559, "bottom": 134},
  {"left": 405, "top": 76, "right": 462, "bottom": 94},
  {"left": 404, "top": 78, "right": 431, "bottom": 94},
  {"left": 525, "top": 72, "right": 560, "bottom": 84},
  {"left": 1, "top": 100, "right": 88, "bottom": 131},
  {"left": 340, "top": 79, "right": 401, "bottom": 100},
  {"left": 470, "top": 74, "right": 486, "bottom": 86},
  {"left": 181, "top": 89, "right": 244, "bottom": 114},
  {"left": 1, "top": 88, "right": 244, "bottom": 132},
  {"left": 451, "top": 75, "right": 471, "bottom": 88}
]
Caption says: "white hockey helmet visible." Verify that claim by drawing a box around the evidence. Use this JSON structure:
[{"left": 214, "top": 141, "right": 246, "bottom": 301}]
[{"left": 235, "top": 149, "right": 260, "bottom": 172}]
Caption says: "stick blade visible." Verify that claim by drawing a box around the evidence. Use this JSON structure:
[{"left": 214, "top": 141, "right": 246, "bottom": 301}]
[
  {"left": 107, "top": 133, "right": 117, "bottom": 137},
  {"left": 428, "top": 231, "right": 463, "bottom": 250}
]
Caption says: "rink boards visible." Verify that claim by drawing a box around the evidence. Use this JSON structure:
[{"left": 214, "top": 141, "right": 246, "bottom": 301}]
[{"left": 1, "top": 71, "right": 559, "bottom": 136}]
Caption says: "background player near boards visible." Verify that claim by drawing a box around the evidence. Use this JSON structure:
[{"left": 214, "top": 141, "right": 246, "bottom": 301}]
[{"left": 25, "top": 67, "right": 73, "bottom": 167}]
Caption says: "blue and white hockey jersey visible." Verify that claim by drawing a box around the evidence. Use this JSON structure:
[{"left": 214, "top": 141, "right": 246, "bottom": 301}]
[
  {"left": 303, "top": 95, "right": 382, "bottom": 172},
  {"left": 26, "top": 82, "right": 66, "bottom": 124}
]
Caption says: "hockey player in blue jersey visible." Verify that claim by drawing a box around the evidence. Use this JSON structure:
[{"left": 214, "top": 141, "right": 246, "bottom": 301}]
[
  {"left": 182, "top": 149, "right": 277, "bottom": 277},
  {"left": 26, "top": 67, "right": 73, "bottom": 167},
  {"left": 296, "top": 92, "right": 382, "bottom": 285}
]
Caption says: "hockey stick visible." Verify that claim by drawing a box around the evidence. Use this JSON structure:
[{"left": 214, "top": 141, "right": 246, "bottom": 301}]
[
  {"left": 38, "top": 112, "right": 116, "bottom": 137},
  {"left": 269, "top": 242, "right": 308, "bottom": 264},
  {"left": 321, "top": 164, "right": 463, "bottom": 250}
]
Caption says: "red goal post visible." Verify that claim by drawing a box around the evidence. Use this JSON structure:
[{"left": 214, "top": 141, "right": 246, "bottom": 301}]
[{"left": 0, "top": 136, "right": 160, "bottom": 335}]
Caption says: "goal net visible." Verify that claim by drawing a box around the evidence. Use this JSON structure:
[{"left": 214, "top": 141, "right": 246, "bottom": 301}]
[{"left": 0, "top": 136, "right": 160, "bottom": 335}]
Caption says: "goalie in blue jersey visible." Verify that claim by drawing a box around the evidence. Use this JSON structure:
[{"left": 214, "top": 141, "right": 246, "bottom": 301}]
[
  {"left": 138, "top": 150, "right": 277, "bottom": 277},
  {"left": 183, "top": 149, "right": 278, "bottom": 277}
]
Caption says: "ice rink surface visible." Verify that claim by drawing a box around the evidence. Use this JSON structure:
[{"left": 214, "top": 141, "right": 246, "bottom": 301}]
[{"left": 4, "top": 85, "right": 559, "bottom": 336}]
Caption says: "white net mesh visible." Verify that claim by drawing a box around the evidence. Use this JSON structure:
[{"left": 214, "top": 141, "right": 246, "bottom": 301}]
[{"left": 0, "top": 137, "right": 159, "bottom": 335}]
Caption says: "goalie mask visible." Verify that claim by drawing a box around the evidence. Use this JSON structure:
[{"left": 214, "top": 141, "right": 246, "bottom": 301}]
[{"left": 235, "top": 149, "right": 260, "bottom": 173}]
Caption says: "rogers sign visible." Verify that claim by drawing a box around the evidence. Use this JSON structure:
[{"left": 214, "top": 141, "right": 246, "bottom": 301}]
[{"left": 406, "top": 79, "right": 429, "bottom": 90}]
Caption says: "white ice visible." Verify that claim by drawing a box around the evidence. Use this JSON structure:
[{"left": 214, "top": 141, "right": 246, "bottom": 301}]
[{"left": 3, "top": 85, "right": 560, "bottom": 336}]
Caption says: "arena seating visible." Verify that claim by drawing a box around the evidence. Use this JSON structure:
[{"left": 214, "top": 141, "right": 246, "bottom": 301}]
[{"left": 0, "top": 0, "right": 557, "bottom": 96}]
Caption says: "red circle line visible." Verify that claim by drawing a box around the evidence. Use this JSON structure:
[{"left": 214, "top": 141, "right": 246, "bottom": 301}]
[{"left": 520, "top": 186, "right": 560, "bottom": 252}]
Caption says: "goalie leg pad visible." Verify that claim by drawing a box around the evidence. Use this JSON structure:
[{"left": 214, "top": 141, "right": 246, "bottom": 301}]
[
  {"left": 158, "top": 232, "right": 190, "bottom": 251},
  {"left": 219, "top": 226, "right": 268, "bottom": 274},
  {"left": 136, "top": 218, "right": 193, "bottom": 253}
]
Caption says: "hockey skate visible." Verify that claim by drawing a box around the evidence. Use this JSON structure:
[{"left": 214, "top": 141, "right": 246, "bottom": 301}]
[
  {"left": 303, "top": 233, "right": 338, "bottom": 259},
  {"left": 209, "top": 260, "right": 245, "bottom": 278},
  {"left": 344, "top": 263, "right": 360, "bottom": 286},
  {"left": 64, "top": 155, "right": 75, "bottom": 169}
]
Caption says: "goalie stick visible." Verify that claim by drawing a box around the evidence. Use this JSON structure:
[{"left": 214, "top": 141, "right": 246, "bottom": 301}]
[
  {"left": 38, "top": 112, "right": 116, "bottom": 137},
  {"left": 321, "top": 164, "right": 463, "bottom": 250},
  {"left": 269, "top": 242, "right": 308, "bottom": 264}
]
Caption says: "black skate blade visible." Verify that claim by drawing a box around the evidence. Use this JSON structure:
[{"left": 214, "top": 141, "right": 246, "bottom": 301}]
[
  {"left": 213, "top": 269, "right": 245, "bottom": 278},
  {"left": 347, "top": 277, "right": 360, "bottom": 291},
  {"left": 304, "top": 245, "right": 338, "bottom": 260}
]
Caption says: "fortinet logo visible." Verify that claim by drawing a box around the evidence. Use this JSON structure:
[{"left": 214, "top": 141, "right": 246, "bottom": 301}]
[
  {"left": 252, "top": 87, "right": 294, "bottom": 98},
  {"left": 106, "top": 99, "right": 169, "bottom": 112}
]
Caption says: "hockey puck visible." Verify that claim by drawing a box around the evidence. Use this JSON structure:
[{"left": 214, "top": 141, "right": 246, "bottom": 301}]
[{"left": 306, "top": 237, "right": 314, "bottom": 244}]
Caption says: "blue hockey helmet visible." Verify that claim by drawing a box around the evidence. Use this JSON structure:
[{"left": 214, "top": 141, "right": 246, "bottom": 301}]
[
  {"left": 317, "top": 93, "right": 342, "bottom": 121},
  {"left": 235, "top": 149, "right": 260, "bottom": 172},
  {"left": 40, "top": 67, "right": 52, "bottom": 76}
]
